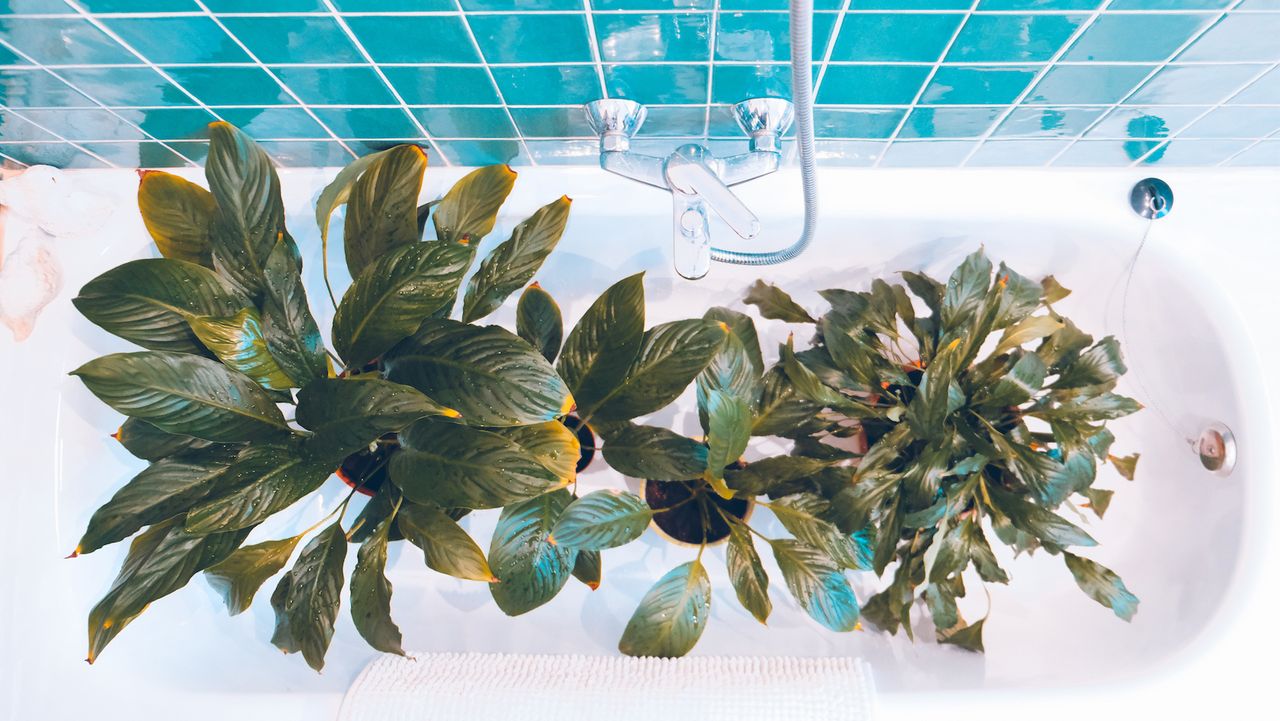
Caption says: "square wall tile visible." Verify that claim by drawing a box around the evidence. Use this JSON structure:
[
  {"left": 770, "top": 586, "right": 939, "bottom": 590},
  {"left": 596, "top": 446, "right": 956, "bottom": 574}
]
[
  {"left": 524, "top": 139, "right": 599, "bottom": 165},
  {"left": 1065, "top": 13, "right": 1215, "bottom": 62},
  {"left": 965, "top": 139, "right": 1073, "bottom": 166},
  {"left": 1180, "top": 14, "right": 1280, "bottom": 63},
  {"left": 818, "top": 65, "right": 933, "bottom": 105},
  {"left": 813, "top": 108, "right": 906, "bottom": 139},
  {"left": 435, "top": 139, "right": 529, "bottom": 167},
  {"left": 1181, "top": 107, "right": 1280, "bottom": 138},
  {"left": 1228, "top": 141, "right": 1280, "bottom": 167},
  {"left": 102, "top": 17, "right": 247, "bottom": 64},
  {"left": 993, "top": 106, "right": 1107, "bottom": 137},
  {"left": 1085, "top": 106, "right": 1205, "bottom": 138},
  {"left": 204, "top": 1, "right": 326, "bottom": 10},
  {"left": 411, "top": 107, "right": 516, "bottom": 139},
  {"left": 0, "top": 142, "right": 107, "bottom": 169},
  {"left": 491, "top": 65, "right": 602, "bottom": 105},
  {"left": 1229, "top": 66, "right": 1280, "bottom": 105},
  {"left": 215, "top": 107, "right": 327, "bottom": 139},
  {"left": 0, "top": 18, "right": 136, "bottom": 65},
  {"left": 468, "top": 14, "right": 592, "bottom": 64},
  {"left": 1141, "top": 139, "right": 1252, "bottom": 166},
  {"left": 332, "top": 0, "right": 453, "bottom": 9},
  {"left": 879, "top": 140, "right": 976, "bottom": 167},
  {"left": 165, "top": 67, "right": 293, "bottom": 106},
  {"left": 311, "top": 108, "right": 420, "bottom": 139},
  {"left": 596, "top": 12, "right": 711, "bottom": 63},
  {"left": 1053, "top": 139, "right": 1159, "bottom": 165},
  {"left": 901, "top": 107, "right": 1005, "bottom": 138},
  {"left": 1128, "top": 64, "right": 1268, "bottom": 104},
  {"left": 57, "top": 67, "right": 190, "bottom": 107},
  {"left": 978, "top": 0, "right": 1101, "bottom": 8},
  {"left": 118, "top": 107, "right": 218, "bottom": 141},
  {"left": 77, "top": 1, "right": 198, "bottom": 10},
  {"left": 813, "top": 140, "right": 885, "bottom": 167},
  {"left": 82, "top": 141, "right": 190, "bottom": 168},
  {"left": 921, "top": 66, "right": 1039, "bottom": 105},
  {"left": 830, "top": 13, "right": 964, "bottom": 63},
  {"left": 638, "top": 106, "right": 708, "bottom": 137},
  {"left": 218, "top": 16, "right": 363, "bottom": 65},
  {"left": 0, "top": 69, "right": 93, "bottom": 108},
  {"left": 462, "top": 0, "right": 581, "bottom": 8},
  {"left": 1109, "top": 0, "right": 1231, "bottom": 7},
  {"left": 0, "top": 109, "right": 56, "bottom": 142},
  {"left": 272, "top": 66, "right": 399, "bottom": 106},
  {"left": 592, "top": 1, "right": 715, "bottom": 8},
  {"left": 509, "top": 107, "right": 595, "bottom": 138},
  {"left": 18, "top": 108, "right": 144, "bottom": 141},
  {"left": 1024, "top": 64, "right": 1154, "bottom": 104},
  {"left": 716, "top": 11, "right": 834, "bottom": 62},
  {"left": 712, "top": 64, "right": 795, "bottom": 103},
  {"left": 946, "top": 14, "right": 1088, "bottom": 63},
  {"left": 3, "top": 0, "right": 85, "bottom": 10},
  {"left": 345, "top": 16, "right": 480, "bottom": 64},
  {"left": 384, "top": 66, "right": 501, "bottom": 106},
  {"left": 256, "top": 140, "right": 355, "bottom": 167},
  {"left": 605, "top": 64, "right": 707, "bottom": 105}
]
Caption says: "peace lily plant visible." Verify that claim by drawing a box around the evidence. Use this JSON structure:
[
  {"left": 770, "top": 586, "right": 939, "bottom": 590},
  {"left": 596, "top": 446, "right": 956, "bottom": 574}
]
[{"left": 70, "top": 123, "right": 1142, "bottom": 670}]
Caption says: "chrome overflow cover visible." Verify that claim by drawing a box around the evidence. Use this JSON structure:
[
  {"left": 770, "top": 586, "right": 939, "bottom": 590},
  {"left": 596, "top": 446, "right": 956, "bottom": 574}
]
[{"left": 1130, "top": 177, "right": 1174, "bottom": 220}]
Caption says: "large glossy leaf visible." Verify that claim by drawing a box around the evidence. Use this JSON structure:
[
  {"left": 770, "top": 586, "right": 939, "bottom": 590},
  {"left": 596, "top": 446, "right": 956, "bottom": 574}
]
[
  {"left": 618, "top": 560, "right": 711, "bottom": 658},
  {"left": 432, "top": 164, "right": 517, "bottom": 244},
  {"left": 137, "top": 170, "right": 215, "bottom": 267},
  {"left": 462, "top": 195, "right": 571, "bottom": 322},
  {"left": 113, "top": 417, "right": 215, "bottom": 462},
  {"left": 75, "top": 446, "right": 240, "bottom": 555},
  {"left": 187, "top": 308, "right": 294, "bottom": 391},
  {"left": 516, "top": 283, "right": 563, "bottom": 362},
  {"left": 697, "top": 329, "right": 760, "bottom": 433},
  {"left": 71, "top": 351, "right": 289, "bottom": 442},
  {"left": 987, "top": 485, "right": 1097, "bottom": 548},
  {"left": 938, "top": 618, "right": 985, "bottom": 652},
  {"left": 592, "top": 319, "right": 726, "bottom": 422},
  {"left": 295, "top": 377, "right": 458, "bottom": 465},
  {"left": 344, "top": 144, "right": 427, "bottom": 278},
  {"left": 550, "top": 490, "right": 651, "bottom": 550},
  {"left": 73, "top": 258, "right": 248, "bottom": 354},
  {"left": 704, "top": 306, "right": 763, "bottom": 376},
  {"left": 704, "top": 390, "right": 751, "bottom": 493},
  {"left": 769, "top": 494, "right": 869, "bottom": 571},
  {"left": 488, "top": 490, "right": 576, "bottom": 616},
  {"left": 752, "top": 366, "right": 820, "bottom": 436},
  {"left": 390, "top": 419, "right": 563, "bottom": 509},
  {"left": 184, "top": 445, "right": 334, "bottom": 534},
  {"left": 743, "top": 280, "right": 815, "bottom": 323},
  {"left": 315, "top": 148, "right": 389, "bottom": 300},
  {"left": 384, "top": 319, "right": 572, "bottom": 427},
  {"left": 204, "top": 534, "right": 302, "bottom": 615},
  {"left": 331, "top": 241, "right": 474, "bottom": 368},
  {"left": 994, "top": 315, "right": 1063, "bottom": 357},
  {"left": 270, "top": 522, "right": 347, "bottom": 672},
  {"left": 206, "top": 122, "right": 284, "bottom": 296},
  {"left": 940, "top": 249, "right": 992, "bottom": 330},
  {"left": 723, "top": 456, "right": 831, "bottom": 497},
  {"left": 351, "top": 515, "right": 405, "bottom": 655},
  {"left": 928, "top": 517, "right": 1008, "bottom": 584},
  {"left": 397, "top": 502, "right": 495, "bottom": 582},
  {"left": 495, "top": 421, "right": 580, "bottom": 484},
  {"left": 572, "top": 550, "right": 602, "bottom": 590},
  {"left": 87, "top": 518, "right": 248, "bottom": 663},
  {"left": 1063, "top": 552, "right": 1138, "bottom": 621},
  {"left": 556, "top": 273, "right": 645, "bottom": 418},
  {"left": 600, "top": 423, "right": 708, "bottom": 480},
  {"left": 260, "top": 236, "right": 328, "bottom": 386},
  {"left": 726, "top": 522, "right": 771, "bottom": 624},
  {"left": 769, "top": 539, "right": 860, "bottom": 632}
]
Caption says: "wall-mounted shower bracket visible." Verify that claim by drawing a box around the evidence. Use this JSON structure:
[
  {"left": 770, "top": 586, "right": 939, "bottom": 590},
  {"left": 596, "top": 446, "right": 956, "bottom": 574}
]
[{"left": 584, "top": 98, "right": 794, "bottom": 279}]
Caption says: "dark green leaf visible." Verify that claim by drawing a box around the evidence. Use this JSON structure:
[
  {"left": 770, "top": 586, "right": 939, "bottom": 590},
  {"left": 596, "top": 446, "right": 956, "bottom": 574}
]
[
  {"left": 1035, "top": 393, "right": 1143, "bottom": 423},
  {"left": 1110, "top": 453, "right": 1139, "bottom": 480},
  {"left": 397, "top": 502, "right": 494, "bottom": 582},
  {"left": 1053, "top": 336, "right": 1127, "bottom": 390},
  {"left": 779, "top": 336, "right": 847, "bottom": 408},
  {"left": 351, "top": 516, "right": 405, "bottom": 655},
  {"left": 901, "top": 271, "right": 944, "bottom": 314},
  {"left": 187, "top": 308, "right": 294, "bottom": 391},
  {"left": 331, "top": 242, "right": 474, "bottom": 368},
  {"left": 556, "top": 272, "right": 645, "bottom": 418},
  {"left": 432, "top": 164, "right": 517, "bottom": 244},
  {"left": 516, "top": 283, "right": 563, "bottom": 362},
  {"left": 1082, "top": 487, "right": 1114, "bottom": 518},
  {"left": 752, "top": 366, "right": 820, "bottom": 436},
  {"left": 260, "top": 236, "right": 328, "bottom": 386},
  {"left": 703, "top": 306, "right": 763, "bottom": 376},
  {"left": 315, "top": 148, "right": 388, "bottom": 290},
  {"left": 489, "top": 490, "right": 576, "bottom": 615},
  {"left": 71, "top": 351, "right": 289, "bottom": 442},
  {"left": 769, "top": 539, "right": 860, "bottom": 632},
  {"left": 1063, "top": 551, "right": 1139, "bottom": 621},
  {"left": 986, "top": 485, "right": 1097, "bottom": 548},
  {"left": 390, "top": 419, "right": 563, "bottom": 509},
  {"left": 495, "top": 421, "right": 581, "bottom": 484},
  {"left": 725, "top": 521, "right": 771, "bottom": 624},
  {"left": 992, "top": 262, "right": 1044, "bottom": 329},
  {"left": 704, "top": 389, "right": 751, "bottom": 489},
  {"left": 744, "top": 280, "right": 815, "bottom": 323},
  {"left": 618, "top": 560, "right": 711, "bottom": 658},
  {"left": 770, "top": 494, "right": 868, "bottom": 570},
  {"left": 73, "top": 258, "right": 248, "bottom": 354},
  {"left": 343, "top": 144, "right": 427, "bottom": 278},
  {"left": 296, "top": 377, "right": 459, "bottom": 465},
  {"left": 204, "top": 534, "right": 302, "bottom": 615},
  {"left": 928, "top": 518, "right": 1008, "bottom": 584},
  {"left": 206, "top": 122, "right": 284, "bottom": 296},
  {"left": 697, "top": 330, "right": 760, "bottom": 432},
  {"left": 137, "top": 170, "right": 215, "bottom": 267},
  {"left": 184, "top": 445, "right": 333, "bottom": 534},
  {"left": 600, "top": 423, "right": 708, "bottom": 480},
  {"left": 113, "top": 417, "right": 215, "bottom": 462},
  {"left": 587, "top": 318, "right": 727, "bottom": 422},
  {"left": 975, "top": 352, "right": 1046, "bottom": 408},
  {"left": 572, "top": 549, "right": 602, "bottom": 590},
  {"left": 938, "top": 618, "right": 985, "bottom": 652},
  {"left": 550, "top": 490, "right": 651, "bottom": 550},
  {"left": 462, "top": 195, "right": 571, "bottom": 322},
  {"left": 993, "top": 315, "right": 1063, "bottom": 356},
  {"left": 940, "top": 249, "right": 992, "bottom": 330},
  {"left": 270, "top": 522, "right": 347, "bottom": 672},
  {"left": 724, "top": 456, "right": 832, "bottom": 497}
]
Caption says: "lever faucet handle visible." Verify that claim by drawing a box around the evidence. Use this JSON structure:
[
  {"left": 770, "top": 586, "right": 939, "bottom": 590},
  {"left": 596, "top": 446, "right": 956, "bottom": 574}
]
[{"left": 664, "top": 144, "right": 761, "bottom": 240}]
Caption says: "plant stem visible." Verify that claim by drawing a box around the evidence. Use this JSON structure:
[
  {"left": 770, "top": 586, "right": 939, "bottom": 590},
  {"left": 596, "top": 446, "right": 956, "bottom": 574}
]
[{"left": 650, "top": 492, "right": 700, "bottom": 515}]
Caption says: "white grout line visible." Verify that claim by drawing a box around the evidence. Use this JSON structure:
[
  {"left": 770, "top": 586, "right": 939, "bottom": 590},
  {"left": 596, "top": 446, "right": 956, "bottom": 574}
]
[
  {"left": 0, "top": 103, "right": 115, "bottom": 167},
  {"left": 958, "top": 0, "right": 1115, "bottom": 167},
  {"left": 318, "top": 0, "right": 449, "bottom": 165},
  {"left": 6, "top": 9, "right": 1280, "bottom": 17},
  {"left": 812, "top": 0, "right": 852, "bottom": 101},
  {"left": 1217, "top": 101, "right": 1280, "bottom": 165},
  {"left": 582, "top": 1, "right": 609, "bottom": 100},
  {"left": 450, "top": 0, "right": 535, "bottom": 166},
  {"left": 0, "top": 150, "right": 29, "bottom": 168},
  {"left": 1044, "top": 0, "right": 1249, "bottom": 167},
  {"left": 703, "top": 0, "right": 721, "bottom": 138},
  {"left": 873, "top": 0, "right": 982, "bottom": 168}
]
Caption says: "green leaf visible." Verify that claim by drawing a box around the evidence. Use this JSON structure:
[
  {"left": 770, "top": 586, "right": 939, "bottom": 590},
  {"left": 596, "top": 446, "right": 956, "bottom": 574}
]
[
  {"left": 187, "top": 308, "right": 295, "bottom": 391},
  {"left": 986, "top": 485, "right": 1097, "bottom": 548},
  {"left": 433, "top": 164, "right": 517, "bottom": 244},
  {"left": 73, "top": 258, "right": 249, "bottom": 354},
  {"left": 516, "top": 283, "right": 563, "bottom": 362},
  {"left": 743, "top": 280, "right": 815, "bottom": 323},
  {"left": 592, "top": 319, "right": 726, "bottom": 422},
  {"left": 1053, "top": 336, "right": 1127, "bottom": 390},
  {"left": 87, "top": 517, "right": 248, "bottom": 664},
  {"left": 204, "top": 534, "right": 302, "bottom": 615},
  {"left": 779, "top": 335, "right": 847, "bottom": 408},
  {"left": 938, "top": 617, "right": 985, "bottom": 653},
  {"left": 704, "top": 306, "right": 763, "bottom": 377},
  {"left": 572, "top": 549, "right": 602, "bottom": 590},
  {"left": 976, "top": 352, "right": 1046, "bottom": 408},
  {"left": 901, "top": 270, "right": 944, "bottom": 314},
  {"left": 618, "top": 560, "right": 711, "bottom": 658},
  {"left": 489, "top": 490, "right": 576, "bottom": 615},
  {"left": 462, "top": 195, "right": 571, "bottom": 322},
  {"left": 75, "top": 446, "right": 239, "bottom": 555},
  {"left": 1110, "top": 452, "right": 1139, "bottom": 481},
  {"left": 495, "top": 420, "right": 581, "bottom": 484},
  {"left": 704, "top": 390, "right": 751, "bottom": 494},
  {"left": 696, "top": 329, "right": 760, "bottom": 432},
  {"left": 556, "top": 272, "right": 645, "bottom": 418},
  {"left": 992, "top": 262, "right": 1044, "bottom": 329},
  {"left": 331, "top": 242, "right": 474, "bottom": 368},
  {"left": 724, "top": 456, "right": 832, "bottom": 497},
  {"left": 928, "top": 518, "right": 1008, "bottom": 584},
  {"left": 1082, "top": 487, "right": 1114, "bottom": 518},
  {"left": 1063, "top": 552, "right": 1139, "bottom": 621},
  {"left": 397, "top": 502, "right": 495, "bottom": 582},
  {"left": 270, "top": 521, "right": 347, "bottom": 672},
  {"left": 206, "top": 122, "right": 285, "bottom": 296},
  {"left": 137, "top": 170, "right": 215, "bottom": 267},
  {"left": 343, "top": 144, "right": 427, "bottom": 278},
  {"left": 993, "top": 315, "right": 1064, "bottom": 357},
  {"left": 260, "top": 236, "right": 328, "bottom": 386},
  {"left": 296, "top": 377, "right": 459, "bottom": 465},
  {"left": 71, "top": 351, "right": 289, "bottom": 442},
  {"left": 113, "top": 417, "right": 215, "bottom": 462},
  {"left": 315, "top": 148, "right": 389, "bottom": 287},
  {"left": 600, "top": 423, "right": 708, "bottom": 480},
  {"left": 1042, "top": 275, "right": 1071, "bottom": 304},
  {"left": 184, "top": 445, "right": 334, "bottom": 534},
  {"left": 752, "top": 366, "right": 820, "bottom": 436},
  {"left": 769, "top": 540, "right": 860, "bottom": 632},
  {"left": 769, "top": 494, "right": 868, "bottom": 570},
  {"left": 390, "top": 419, "right": 563, "bottom": 509},
  {"left": 725, "top": 521, "right": 771, "bottom": 624},
  {"left": 1036, "top": 393, "right": 1143, "bottom": 423},
  {"left": 941, "top": 249, "right": 992, "bottom": 330},
  {"left": 385, "top": 319, "right": 573, "bottom": 426},
  {"left": 351, "top": 515, "right": 405, "bottom": 655},
  {"left": 550, "top": 490, "right": 651, "bottom": 550}
]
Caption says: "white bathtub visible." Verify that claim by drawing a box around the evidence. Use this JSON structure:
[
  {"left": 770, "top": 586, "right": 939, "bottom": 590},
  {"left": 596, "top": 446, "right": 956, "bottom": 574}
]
[{"left": 2, "top": 166, "right": 1277, "bottom": 721}]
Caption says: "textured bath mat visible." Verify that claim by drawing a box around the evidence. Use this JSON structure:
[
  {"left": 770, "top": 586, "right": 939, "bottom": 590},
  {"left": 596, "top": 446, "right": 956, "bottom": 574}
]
[{"left": 338, "top": 652, "right": 877, "bottom": 721}]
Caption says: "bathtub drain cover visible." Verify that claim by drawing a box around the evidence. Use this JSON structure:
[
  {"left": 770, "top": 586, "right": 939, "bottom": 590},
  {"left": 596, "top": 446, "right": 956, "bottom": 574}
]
[{"left": 1196, "top": 423, "right": 1236, "bottom": 476}]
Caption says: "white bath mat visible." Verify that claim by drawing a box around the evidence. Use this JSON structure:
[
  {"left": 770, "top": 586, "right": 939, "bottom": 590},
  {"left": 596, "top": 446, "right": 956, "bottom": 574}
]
[{"left": 338, "top": 652, "right": 877, "bottom": 721}]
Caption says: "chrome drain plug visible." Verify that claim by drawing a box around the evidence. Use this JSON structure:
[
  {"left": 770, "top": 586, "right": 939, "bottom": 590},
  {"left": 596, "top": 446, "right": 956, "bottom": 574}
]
[{"left": 1195, "top": 423, "right": 1236, "bottom": 476}]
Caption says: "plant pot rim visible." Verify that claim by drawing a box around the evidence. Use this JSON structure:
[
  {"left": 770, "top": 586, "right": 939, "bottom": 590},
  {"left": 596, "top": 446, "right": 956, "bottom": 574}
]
[{"left": 640, "top": 480, "right": 755, "bottom": 549}]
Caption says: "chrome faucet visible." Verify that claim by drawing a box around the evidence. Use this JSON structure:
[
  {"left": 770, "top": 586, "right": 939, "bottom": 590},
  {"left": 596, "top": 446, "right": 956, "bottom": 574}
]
[{"left": 584, "top": 98, "right": 795, "bottom": 280}]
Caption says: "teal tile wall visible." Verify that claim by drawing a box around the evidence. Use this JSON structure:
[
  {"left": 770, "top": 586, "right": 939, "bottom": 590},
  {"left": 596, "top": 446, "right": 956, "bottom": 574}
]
[{"left": 1, "top": 0, "right": 1278, "bottom": 168}]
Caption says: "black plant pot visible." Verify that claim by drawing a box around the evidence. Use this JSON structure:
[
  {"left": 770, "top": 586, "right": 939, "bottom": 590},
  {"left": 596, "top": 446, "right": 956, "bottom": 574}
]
[
  {"left": 562, "top": 414, "right": 595, "bottom": 472},
  {"left": 643, "top": 475, "right": 752, "bottom": 547}
]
